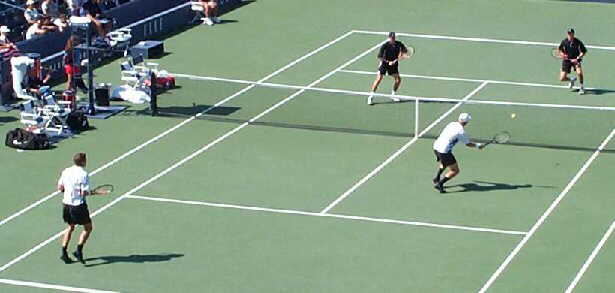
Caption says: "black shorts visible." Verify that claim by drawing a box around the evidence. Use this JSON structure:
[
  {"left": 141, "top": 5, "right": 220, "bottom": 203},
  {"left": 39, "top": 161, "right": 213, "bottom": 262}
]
[
  {"left": 562, "top": 59, "right": 582, "bottom": 74},
  {"left": 63, "top": 203, "right": 92, "bottom": 225},
  {"left": 434, "top": 150, "right": 457, "bottom": 167},
  {"left": 378, "top": 62, "right": 399, "bottom": 76}
]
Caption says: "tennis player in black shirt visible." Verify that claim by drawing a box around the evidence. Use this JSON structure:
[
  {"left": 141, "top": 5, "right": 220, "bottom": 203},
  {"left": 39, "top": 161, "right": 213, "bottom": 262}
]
[
  {"left": 558, "top": 28, "right": 587, "bottom": 94},
  {"left": 368, "top": 32, "right": 408, "bottom": 105}
]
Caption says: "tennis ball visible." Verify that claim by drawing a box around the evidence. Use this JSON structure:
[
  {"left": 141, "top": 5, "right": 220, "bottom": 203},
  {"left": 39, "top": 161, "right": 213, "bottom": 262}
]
[{"left": 511, "top": 113, "right": 517, "bottom": 119}]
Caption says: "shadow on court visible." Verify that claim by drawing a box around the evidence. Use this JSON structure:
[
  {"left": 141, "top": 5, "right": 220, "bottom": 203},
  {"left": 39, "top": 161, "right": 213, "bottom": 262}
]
[
  {"left": 446, "top": 180, "right": 555, "bottom": 193},
  {"left": 581, "top": 88, "right": 615, "bottom": 95},
  {"left": 84, "top": 253, "right": 184, "bottom": 267}
]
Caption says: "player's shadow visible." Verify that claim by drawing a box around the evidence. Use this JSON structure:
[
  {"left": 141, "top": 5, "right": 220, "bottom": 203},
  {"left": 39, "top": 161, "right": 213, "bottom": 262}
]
[
  {"left": 579, "top": 88, "right": 615, "bottom": 95},
  {"left": 446, "top": 180, "right": 552, "bottom": 193},
  {"left": 84, "top": 253, "right": 184, "bottom": 267}
]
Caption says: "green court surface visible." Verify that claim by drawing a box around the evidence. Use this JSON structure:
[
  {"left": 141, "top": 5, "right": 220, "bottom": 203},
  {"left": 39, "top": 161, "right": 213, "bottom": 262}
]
[{"left": 1, "top": 0, "right": 615, "bottom": 292}]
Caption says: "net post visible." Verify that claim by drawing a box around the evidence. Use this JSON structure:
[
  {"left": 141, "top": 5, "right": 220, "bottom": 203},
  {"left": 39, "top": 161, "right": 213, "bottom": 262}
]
[{"left": 414, "top": 97, "right": 420, "bottom": 137}]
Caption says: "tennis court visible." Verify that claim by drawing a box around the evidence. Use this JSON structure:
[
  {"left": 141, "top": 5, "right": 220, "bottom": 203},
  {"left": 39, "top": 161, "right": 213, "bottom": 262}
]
[{"left": 1, "top": 0, "right": 615, "bottom": 292}]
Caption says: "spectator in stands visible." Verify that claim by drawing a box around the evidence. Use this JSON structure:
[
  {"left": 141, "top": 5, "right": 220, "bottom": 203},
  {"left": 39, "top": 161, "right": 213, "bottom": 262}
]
[
  {"left": 41, "top": 0, "right": 67, "bottom": 32},
  {"left": 0, "top": 26, "right": 16, "bottom": 50},
  {"left": 99, "top": 0, "right": 117, "bottom": 10},
  {"left": 25, "top": 17, "right": 58, "bottom": 40},
  {"left": 83, "top": 0, "right": 111, "bottom": 37},
  {"left": 66, "top": 0, "right": 85, "bottom": 16},
  {"left": 199, "top": 0, "right": 221, "bottom": 26},
  {"left": 24, "top": 0, "right": 42, "bottom": 25}
]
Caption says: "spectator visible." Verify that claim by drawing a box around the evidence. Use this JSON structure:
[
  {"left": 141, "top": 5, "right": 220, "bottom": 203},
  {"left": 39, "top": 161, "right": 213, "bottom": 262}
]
[
  {"left": 25, "top": 17, "right": 58, "bottom": 40},
  {"left": 82, "top": 0, "right": 111, "bottom": 37},
  {"left": 66, "top": 0, "right": 85, "bottom": 16},
  {"left": 99, "top": 0, "right": 117, "bottom": 10},
  {"left": 41, "top": 0, "right": 68, "bottom": 32},
  {"left": 24, "top": 0, "right": 42, "bottom": 25},
  {"left": 199, "top": 0, "right": 221, "bottom": 26},
  {"left": 0, "top": 26, "right": 15, "bottom": 50}
]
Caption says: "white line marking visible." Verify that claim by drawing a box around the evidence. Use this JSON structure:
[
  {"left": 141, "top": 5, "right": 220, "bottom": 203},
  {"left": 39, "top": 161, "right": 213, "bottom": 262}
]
[
  {"left": 0, "top": 278, "right": 118, "bottom": 293},
  {"left": 126, "top": 195, "right": 526, "bottom": 236},
  {"left": 478, "top": 129, "right": 615, "bottom": 293},
  {"left": 172, "top": 72, "right": 615, "bottom": 111},
  {"left": 0, "top": 31, "right": 355, "bottom": 229},
  {"left": 352, "top": 29, "right": 615, "bottom": 51},
  {"left": 319, "top": 81, "right": 489, "bottom": 214},
  {"left": 565, "top": 220, "right": 615, "bottom": 293},
  {"left": 0, "top": 38, "right": 380, "bottom": 274},
  {"left": 340, "top": 69, "right": 591, "bottom": 90}
]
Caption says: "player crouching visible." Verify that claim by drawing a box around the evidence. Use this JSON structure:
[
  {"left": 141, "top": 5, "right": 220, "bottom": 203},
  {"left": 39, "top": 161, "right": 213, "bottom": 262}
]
[{"left": 432, "top": 113, "right": 485, "bottom": 193}]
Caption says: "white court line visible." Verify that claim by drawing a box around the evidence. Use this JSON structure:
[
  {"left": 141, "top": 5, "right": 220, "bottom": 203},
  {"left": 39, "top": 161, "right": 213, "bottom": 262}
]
[
  {"left": 319, "top": 81, "right": 489, "bottom": 214},
  {"left": 172, "top": 73, "right": 615, "bottom": 111},
  {"left": 0, "top": 30, "right": 355, "bottom": 230},
  {"left": 353, "top": 29, "right": 615, "bottom": 51},
  {"left": 478, "top": 129, "right": 615, "bottom": 293},
  {"left": 340, "top": 69, "right": 594, "bottom": 90},
  {"left": 565, "top": 220, "right": 615, "bottom": 293},
  {"left": 0, "top": 39, "right": 382, "bottom": 274},
  {"left": 0, "top": 278, "right": 118, "bottom": 293},
  {"left": 126, "top": 194, "right": 526, "bottom": 236}
]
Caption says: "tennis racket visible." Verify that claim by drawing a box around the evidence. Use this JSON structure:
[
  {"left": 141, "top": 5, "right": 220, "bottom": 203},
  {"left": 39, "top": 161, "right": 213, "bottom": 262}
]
[
  {"left": 482, "top": 131, "right": 511, "bottom": 148},
  {"left": 385, "top": 46, "right": 416, "bottom": 65},
  {"left": 91, "top": 184, "right": 114, "bottom": 195},
  {"left": 551, "top": 47, "right": 567, "bottom": 60},
  {"left": 551, "top": 47, "right": 583, "bottom": 63}
]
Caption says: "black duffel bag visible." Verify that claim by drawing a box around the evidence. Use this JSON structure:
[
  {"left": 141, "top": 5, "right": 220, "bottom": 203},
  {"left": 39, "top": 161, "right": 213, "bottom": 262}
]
[
  {"left": 5, "top": 128, "right": 50, "bottom": 150},
  {"left": 66, "top": 111, "right": 90, "bottom": 133}
]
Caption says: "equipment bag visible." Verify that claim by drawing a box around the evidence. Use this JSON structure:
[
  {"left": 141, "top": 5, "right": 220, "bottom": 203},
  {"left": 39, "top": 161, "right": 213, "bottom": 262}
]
[
  {"left": 66, "top": 111, "right": 90, "bottom": 132},
  {"left": 5, "top": 128, "right": 50, "bottom": 150}
]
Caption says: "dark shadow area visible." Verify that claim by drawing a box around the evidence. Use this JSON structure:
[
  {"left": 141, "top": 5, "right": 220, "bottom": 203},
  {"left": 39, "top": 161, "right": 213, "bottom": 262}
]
[
  {"left": 0, "top": 116, "right": 18, "bottom": 123},
  {"left": 446, "top": 180, "right": 555, "bottom": 193},
  {"left": 84, "top": 253, "right": 184, "bottom": 267},
  {"left": 581, "top": 88, "right": 615, "bottom": 95},
  {"left": 150, "top": 104, "right": 240, "bottom": 117}
]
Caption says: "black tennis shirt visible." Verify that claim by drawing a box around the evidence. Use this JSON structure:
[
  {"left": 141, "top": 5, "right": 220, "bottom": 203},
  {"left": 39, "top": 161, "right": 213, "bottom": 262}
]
[
  {"left": 559, "top": 38, "right": 587, "bottom": 59},
  {"left": 378, "top": 41, "right": 408, "bottom": 62}
]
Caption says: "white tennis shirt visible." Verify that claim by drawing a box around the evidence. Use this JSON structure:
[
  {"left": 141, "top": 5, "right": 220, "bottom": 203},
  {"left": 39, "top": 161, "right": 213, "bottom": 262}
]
[
  {"left": 58, "top": 165, "right": 90, "bottom": 206},
  {"left": 433, "top": 122, "right": 470, "bottom": 153}
]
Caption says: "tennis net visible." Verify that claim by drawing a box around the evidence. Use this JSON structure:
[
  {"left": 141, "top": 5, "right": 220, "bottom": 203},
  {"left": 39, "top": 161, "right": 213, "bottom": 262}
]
[{"left": 167, "top": 74, "right": 615, "bottom": 152}]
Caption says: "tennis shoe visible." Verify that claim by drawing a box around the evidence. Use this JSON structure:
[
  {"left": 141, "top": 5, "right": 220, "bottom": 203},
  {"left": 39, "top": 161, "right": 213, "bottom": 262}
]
[
  {"left": 73, "top": 250, "right": 85, "bottom": 264},
  {"left": 579, "top": 87, "right": 585, "bottom": 95},
  {"left": 60, "top": 253, "right": 72, "bottom": 264},
  {"left": 367, "top": 94, "right": 374, "bottom": 105},
  {"left": 391, "top": 91, "right": 400, "bottom": 102},
  {"left": 203, "top": 18, "right": 214, "bottom": 26},
  {"left": 434, "top": 182, "right": 446, "bottom": 194},
  {"left": 569, "top": 76, "right": 577, "bottom": 89}
]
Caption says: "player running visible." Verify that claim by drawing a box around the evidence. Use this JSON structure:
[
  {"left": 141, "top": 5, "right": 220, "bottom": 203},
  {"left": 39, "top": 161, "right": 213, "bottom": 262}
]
[
  {"left": 432, "top": 113, "right": 485, "bottom": 193},
  {"left": 557, "top": 28, "right": 587, "bottom": 95},
  {"left": 368, "top": 32, "right": 409, "bottom": 105}
]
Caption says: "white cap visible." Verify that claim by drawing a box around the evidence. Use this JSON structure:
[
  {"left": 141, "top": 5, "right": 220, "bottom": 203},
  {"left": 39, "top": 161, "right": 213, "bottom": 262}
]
[
  {"left": 458, "top": 113, "right": 472, "bottom": 123},
  {"left": 26, "top": 0, "right": 36, "bottom": 5},
  {"left": 0, "top": 26, "right": 10, "bottom": 33}
]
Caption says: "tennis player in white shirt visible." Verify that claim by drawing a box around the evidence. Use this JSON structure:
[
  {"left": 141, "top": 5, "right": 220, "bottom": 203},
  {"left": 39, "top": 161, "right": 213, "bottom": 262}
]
[
  {"left": 57, "top": 153, "right": 107, "bottom": 264},
  {"left": 432, "top": 113, "right": 484, "bottom": 193}
]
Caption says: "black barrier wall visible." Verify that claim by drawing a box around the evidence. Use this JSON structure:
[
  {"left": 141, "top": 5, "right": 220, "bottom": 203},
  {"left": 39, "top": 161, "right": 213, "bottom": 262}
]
[{"left": 2, "top": 0, "right": 241, "bottom": 84}]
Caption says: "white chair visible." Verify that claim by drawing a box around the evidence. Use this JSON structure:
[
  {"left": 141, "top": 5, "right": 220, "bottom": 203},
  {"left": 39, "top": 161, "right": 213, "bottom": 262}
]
[
  {"left": 107, "top": 28, "right": 132, "bottom": 49},
  {"left": 20, "top": 100, "right": 45, "bottom": 128}
]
